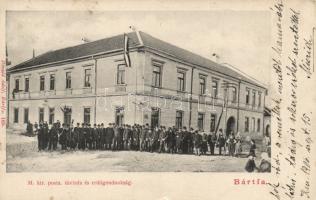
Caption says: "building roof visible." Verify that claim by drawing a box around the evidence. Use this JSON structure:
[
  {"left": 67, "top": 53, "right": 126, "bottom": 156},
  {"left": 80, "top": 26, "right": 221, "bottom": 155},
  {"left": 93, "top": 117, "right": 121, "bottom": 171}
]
[{"left": 9, "top": 31, "right": 265, "bottom": 88}]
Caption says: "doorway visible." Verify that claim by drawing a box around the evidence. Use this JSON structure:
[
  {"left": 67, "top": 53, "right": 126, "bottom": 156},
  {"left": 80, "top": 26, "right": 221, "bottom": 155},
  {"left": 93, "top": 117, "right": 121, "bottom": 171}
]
[
  {"left": 265, "top": 124, "right": 270, "bottom": 137},
  {"left": 151, "top": 107, "right": 160, "bottom": 129},
  {"left": 226, "top": 116, "right": 236, "bottom": 136},
  {"left": 115, "top": 107, "right": 124, "bottom": 126},
  {"left": 63, "top": 107, "right": 72, "bottom": 125}
]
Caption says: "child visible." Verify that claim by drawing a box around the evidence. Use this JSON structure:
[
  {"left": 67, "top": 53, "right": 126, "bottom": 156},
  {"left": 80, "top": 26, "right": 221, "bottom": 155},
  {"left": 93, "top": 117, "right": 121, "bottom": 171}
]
[{"left": 245, "top": 155, "right": 257, "bottom": 172}]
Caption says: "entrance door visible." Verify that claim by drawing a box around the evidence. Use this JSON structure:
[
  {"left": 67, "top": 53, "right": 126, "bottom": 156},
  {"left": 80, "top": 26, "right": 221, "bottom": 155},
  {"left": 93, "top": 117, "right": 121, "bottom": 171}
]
[
  {"left": 115, "top": 107, "right": 124, "bottom": 126},
  {"left": 226, "top": 116, "right": 236, "bottom": 136},
  {"left": 151, "top": 107, "right": 160, "bottom": 129},
  {"left": 265, "top": 124, "right": 270, "bottom": 137},
  {"left": 63, "top": 108, "right": 72, "bottom": 125}
]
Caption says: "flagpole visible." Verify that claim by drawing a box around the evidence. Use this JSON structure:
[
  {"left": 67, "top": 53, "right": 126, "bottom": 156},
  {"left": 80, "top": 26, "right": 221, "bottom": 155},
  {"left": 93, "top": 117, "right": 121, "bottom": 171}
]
[{"left": 128, "top": 26, "right": 141, "bottom": 125}]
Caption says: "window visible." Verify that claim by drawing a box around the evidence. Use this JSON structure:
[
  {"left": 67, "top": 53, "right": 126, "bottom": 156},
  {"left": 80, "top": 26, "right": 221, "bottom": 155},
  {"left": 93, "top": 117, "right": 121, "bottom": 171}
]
[
  {"left": 231, "top": 87, "right": 237, "bottom": 102},
  {"left": 197, "top": 112, "right": 204, "bottom": 130},
  {"left": 210, "top": 114, "right": 216, "bottom": 132},
  {"left": 199, "top": 75, "right": 206, "bottom": 95},
  {"left": 257, "top": 118, "right": 261, "bottom": 132},
  {"left": 24, "top": 78, "right": 29, "bottom": 92},
  {"left": 223, "top": 81, "right": 229, "bottom": 100},
  {"left": 50, "top": 74, "right": 55, "bottom": 90},
  {"left": 252, "top": 90, "right": 256, "bottom": 107},
  {"left": 83, "top": 107, "right": 91, "bottom": 124},
  {"left": 66, "top": 72, "right": 72, "bottom": 89},
  {"left": 175, "top": 110, "right": 183, "bottom": 129},
  {"left": 14, "top": 108, "right": 19, "bottom": 123},
  {"left": 116, "top": 65, "right": 125, "bottom": 85},
  {"left": 152, "top": 65, "right": 162, "bottom": 87},
  {"left": 40, "top": 75, "right": 45, "bottom": 91},
  {"left": 39, "top": 108, "right": 44, "bottom": 123},
  {"left": 151, "top": 107, "right": 160, "bottom": 129},
  {"left": 258, "top": 92, "right": 262, "bottom": 107},
  {"left": 84, "top": 69, "right": 92, "bottom": 87},
  {"left": 212, "top": 79, "right": 218, "bottom": 98},
  {"left": 252, "top": 117, "right": 256, "bottom": 132},
  {"left": 246, "top": 88, "right": 250, "bottom": 104},
  {"left": 177, "top": 71, "right": 185, "bottom": 91},
  {"left": 15, "top": 79, "right": 20, "bottom": 91},
  {"left": 49, "top": 108, "right": 55, "bottom": 125},
  {"left": 244, "top": 117, "right": 249, "bottom": 132},
  {"left": 24, "top": 108, "right": 29, "bottom": 123}
]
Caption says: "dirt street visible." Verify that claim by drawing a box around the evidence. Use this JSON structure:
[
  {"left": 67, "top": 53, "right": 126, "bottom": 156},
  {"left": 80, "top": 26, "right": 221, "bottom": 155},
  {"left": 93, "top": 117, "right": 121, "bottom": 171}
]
[{"left": 6, "top": 131, "right": 263, "bottom": 172}]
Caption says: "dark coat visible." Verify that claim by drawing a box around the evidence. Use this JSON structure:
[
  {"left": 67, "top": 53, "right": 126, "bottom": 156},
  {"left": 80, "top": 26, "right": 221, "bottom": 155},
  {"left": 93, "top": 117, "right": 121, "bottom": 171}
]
[
  {"left": 106, "top": 127, "right": 114, "bottom": 142},
  {"left": 245, "top": 159, "right": 256, "bottom": 172}
]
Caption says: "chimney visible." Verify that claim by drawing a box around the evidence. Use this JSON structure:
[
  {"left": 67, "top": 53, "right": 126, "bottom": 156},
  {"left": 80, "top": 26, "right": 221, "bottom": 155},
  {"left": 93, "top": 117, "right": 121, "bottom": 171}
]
[
  {"left": 32, "top": 49, "right": 35, "bottom": 58},
  {"left": 81, "top": 37, "right": 91, "bottom": 43},
  {"left": 212, "top": 53, "right": 220, "bottom": 63},
  {"left": 129, "top": 25, "right": 144, "bottom": 46}
]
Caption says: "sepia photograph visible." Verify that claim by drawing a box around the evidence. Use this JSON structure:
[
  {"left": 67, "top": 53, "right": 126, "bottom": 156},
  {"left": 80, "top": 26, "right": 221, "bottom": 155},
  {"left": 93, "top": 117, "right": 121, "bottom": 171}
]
[{"left": 5, "top": 11, "right": 272, "bottom": 172}]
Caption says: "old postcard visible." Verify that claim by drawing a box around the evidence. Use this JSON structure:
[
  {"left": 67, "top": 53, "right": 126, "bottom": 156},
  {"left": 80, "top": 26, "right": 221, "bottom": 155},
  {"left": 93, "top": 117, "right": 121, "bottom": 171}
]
[{"left": 0, "top": 0, "right": 315, "bottom": 199}]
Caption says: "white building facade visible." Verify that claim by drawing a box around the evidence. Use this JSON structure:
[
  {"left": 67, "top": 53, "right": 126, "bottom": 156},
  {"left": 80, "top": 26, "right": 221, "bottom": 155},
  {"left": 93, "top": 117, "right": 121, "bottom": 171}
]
[{"left": 7, "top": 31, "right": 267, "bottom": 138}]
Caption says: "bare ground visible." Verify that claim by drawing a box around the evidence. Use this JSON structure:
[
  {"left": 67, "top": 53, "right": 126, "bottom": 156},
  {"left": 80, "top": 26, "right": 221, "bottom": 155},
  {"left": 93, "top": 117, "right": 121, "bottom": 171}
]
[{"left": 6, "top": 130, "right": 263, "bottom": 172}]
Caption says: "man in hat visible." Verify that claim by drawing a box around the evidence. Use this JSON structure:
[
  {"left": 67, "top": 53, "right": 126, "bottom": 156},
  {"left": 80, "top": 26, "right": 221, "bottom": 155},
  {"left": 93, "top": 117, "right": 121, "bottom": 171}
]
[
  {"left": 78, "top": 123, "right": 86, "bottom": 150},
  {"left": 139, "top": 125, "right": 146, "bottom": 151},
  {"left": 42, "top": 121, "right": 49, "bottom": 150},
  {"left": 145, "top": 124, "right": 151, "bottom": 151},
  {"left": 175, "top": 128, "right": 183, "bottom": 153},
  {"left": 194, "top": 130, "right": 202, "bottom": 156},
  {"left": 96, "top": 124, "right": 102, "bottom": 150},
  {"left": 86, "top": 124, "right": 93, "bottom": 150},
  {"left": 182, "top": 126, "right": 190, "bottom": 154},
  {"left": 118, "top": 124, "right": 124, "bottom": 150},
  {"left": 48, "top": 123, "right": 58, "bottom": 151},
  {"left": 112, "top": 123, "right": 120, "bottom": 151},
  {"left": 100, "top": 123, "right": 106, "bottom": 150},
  {"left": 150, "top": 126, "right": 159, "bottom": 152},
  {"left": 37, "top": 123, "right": 44, "bottom": 151},
  {"left": 72, "top": 123, "right": 80, "bottom": 150},
  {"left": 188, "top": 128, "right": 195, "bottom": 154},
  {"left": 131, "top": 125, "right": 138, "bottom": 150},
  {"left": 59, "top": 123, "right": 67, "bottom": 150},
  {"left": 106, "top": 123, "right": 114, "bottom": 150},
  {"left": 158, "top": 126, "right": 165, "bottom": 153},
  {"left": 92, "top": 124, "right": 98, "bottom": 150},
  {"left": 217, "top": 129, "right": 226, "bottom": 155},
  {"left": 67, "top": 123, "right": 73, "bottom": 150},
  {"left": 123, "top": 124, "right": 129, "bottom": 150},
  {"left": 201, "top": 131, "right": 208, "bottom": 155},
  {"left": 208, "top": 132, "right": 217, "bottom": 155}
]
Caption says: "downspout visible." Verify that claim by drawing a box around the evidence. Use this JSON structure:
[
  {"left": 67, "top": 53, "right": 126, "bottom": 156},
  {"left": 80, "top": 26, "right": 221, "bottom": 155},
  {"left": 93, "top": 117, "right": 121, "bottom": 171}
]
[
  {"left": 236, "top": 79, "right": 241, "bottom": 132},
  {"left": 93, "top": 56, "right": 97, "bottom": 124},
  {"left": 188, "top": 67, "right": 195, "bottom": 128}
]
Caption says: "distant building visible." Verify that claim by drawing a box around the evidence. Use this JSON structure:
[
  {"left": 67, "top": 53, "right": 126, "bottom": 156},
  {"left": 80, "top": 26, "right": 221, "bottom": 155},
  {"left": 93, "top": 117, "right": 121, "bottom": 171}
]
[
  {"left": 264, "top": 107, "right": 271, "bottom": 137},
  {"left": 7, "top": 31, "right": 267, "bottom": 137}
]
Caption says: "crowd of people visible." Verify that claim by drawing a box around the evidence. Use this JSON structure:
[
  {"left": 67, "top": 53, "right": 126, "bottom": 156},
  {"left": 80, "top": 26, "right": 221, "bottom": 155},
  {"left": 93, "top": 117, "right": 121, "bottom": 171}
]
[
  {"left": 25, "top": 120, "right": 263, "bottom": 158},
  {"left": 24, "top": 120, "right": 271, "bottom": 172}
]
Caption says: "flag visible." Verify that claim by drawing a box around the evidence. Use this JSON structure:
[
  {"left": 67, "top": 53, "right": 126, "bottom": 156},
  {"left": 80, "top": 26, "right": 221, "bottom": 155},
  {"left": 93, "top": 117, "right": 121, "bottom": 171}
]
[{"left": 124, "top": 33, "right": 131, "bottom": 67}]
